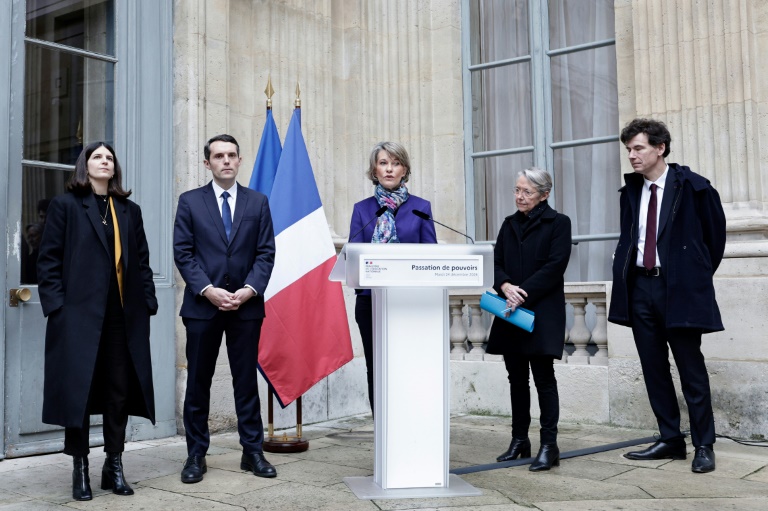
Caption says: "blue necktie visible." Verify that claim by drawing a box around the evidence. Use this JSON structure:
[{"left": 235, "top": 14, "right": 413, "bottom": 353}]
[{"left": 221, "top": 191, "right": 232, "bottom": 241}]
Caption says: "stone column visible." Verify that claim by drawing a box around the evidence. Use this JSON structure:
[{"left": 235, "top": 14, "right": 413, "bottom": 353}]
[
  {"left": 449, "top": 298, "right": 468, "bottom": 359},
  {"left": 566, "top": 297, "right": 591, "bottom": 365},
  {"left": 614, "top": 0, "right": 768, "bottom": 438},
  {"left": 591, "top": 299, "right": 608, "bottom": 366},
  {"left": 615, "top": 0, "right": 768, "bottom": 244},
  {"left": 173, "top": 0, "right": 215, "bottom": 433},
  {"left": 464, "top": 298, "right": 487, "bottom": 360}
]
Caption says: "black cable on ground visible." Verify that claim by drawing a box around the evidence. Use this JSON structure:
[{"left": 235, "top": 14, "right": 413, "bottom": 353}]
[
  {"left": 715, "top": 434, "right": 768, "bottom": 448},
  {"left": 450, "top": 435, "right": 658, "bottom": 475}
]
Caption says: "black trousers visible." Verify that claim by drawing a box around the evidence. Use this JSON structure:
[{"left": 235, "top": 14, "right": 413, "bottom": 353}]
[
  {"left": 630, "top": 272, "right": 716, "bottom": 447},
  {"left": 183, "top": 313, "right": 264, "bottom": 457},
  {"left": 64, "top": 317, "right": 130, "bottom": 457},
  {"left": 504, "top": 354, "right": 559, "bottom": 445},
  {"left": 354, "top": 295, "right": 375, "bottom": 414}
]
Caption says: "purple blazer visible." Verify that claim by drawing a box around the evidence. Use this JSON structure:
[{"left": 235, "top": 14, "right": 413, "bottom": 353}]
[
  {"left": 349, "top": 195, "right": 437, "bottom": 244},
  {"left": 349, "top": 194, "right": 437, "bottom": 293}
]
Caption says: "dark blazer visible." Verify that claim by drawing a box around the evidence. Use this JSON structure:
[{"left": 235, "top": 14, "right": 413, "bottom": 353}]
[
  {"left": 608, "top": 163, "right": 726, "bottom": 332},
  {"left": 37, "top": 192, "right": 158, "bottom": 428},
  {"left": 174, "top": 182, "right": 275, "bottom": 320},
  {"left": 486, "top": 203, "right": 572, "bottom": 358}
]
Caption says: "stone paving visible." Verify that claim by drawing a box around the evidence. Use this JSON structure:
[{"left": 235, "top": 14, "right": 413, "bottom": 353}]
[{"left": 1, "top": 414, "right": 767, "bottom": 510}]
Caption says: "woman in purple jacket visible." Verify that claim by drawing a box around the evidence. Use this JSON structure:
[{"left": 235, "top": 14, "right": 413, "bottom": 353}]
[{"left": 348, "top": 142, "right": 437, "bottom": 413}]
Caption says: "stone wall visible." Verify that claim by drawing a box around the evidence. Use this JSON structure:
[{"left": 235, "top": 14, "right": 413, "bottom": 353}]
[
  {"left": 442, "top": 0, "right": 768, "bottom": 440},
  {"left": 171, "top": 0, "right": 768, "bottom": 440},
  {"left": 172, "top": 0, "right": 465, "bottom": 433},
  {"left": 609, "top": 0, "right": 768, "bottom": 438}
]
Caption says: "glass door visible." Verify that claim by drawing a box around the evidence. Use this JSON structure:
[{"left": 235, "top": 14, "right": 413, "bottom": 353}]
[{"left": 4, "top": 0, "right": 116, "bottom": 457}]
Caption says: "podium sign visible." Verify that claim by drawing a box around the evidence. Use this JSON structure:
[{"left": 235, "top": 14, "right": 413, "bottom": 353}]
[
  {"left": 359, "top": 255, "right": 484, "bottom": 287},
  {"left": 332, "top": 243, "right": 492, "bottom": 289},
  {"left": 331, "top": 244, "right": 492, "bottom": 499}
]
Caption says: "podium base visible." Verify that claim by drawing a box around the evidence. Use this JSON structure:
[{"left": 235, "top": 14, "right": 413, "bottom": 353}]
[{"left": 343, "top": 474, "right": 482, "bottom": 500}]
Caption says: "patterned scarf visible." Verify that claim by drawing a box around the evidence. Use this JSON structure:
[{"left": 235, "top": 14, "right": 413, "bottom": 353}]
[{"left": 372, "top": 183, "right": 409, "bottom": 243}]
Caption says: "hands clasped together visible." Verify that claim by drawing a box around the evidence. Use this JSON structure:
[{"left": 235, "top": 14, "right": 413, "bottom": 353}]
[
  {"left": 203, "top": 287, "right": 255, "bottom": 311},
  {"left": 501, "top": 282, "right": 527, "bottom": 316}
]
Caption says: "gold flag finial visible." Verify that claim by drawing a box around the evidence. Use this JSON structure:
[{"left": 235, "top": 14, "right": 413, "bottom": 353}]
[
  {"left": 265, "top": 75, "right": 275, "bottom": 109},
  {"left": 294, "top": 81, "right": 301, "bottom": 108}
]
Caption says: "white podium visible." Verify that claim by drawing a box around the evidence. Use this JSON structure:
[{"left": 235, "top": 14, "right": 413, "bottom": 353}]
[{"left": 330, "top": 243, "right": 493, "bottom": 499}]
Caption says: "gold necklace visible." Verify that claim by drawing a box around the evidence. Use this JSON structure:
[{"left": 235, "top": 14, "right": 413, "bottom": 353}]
[{"left": 98, "top": 197, "right": 111, "bottom": 225}]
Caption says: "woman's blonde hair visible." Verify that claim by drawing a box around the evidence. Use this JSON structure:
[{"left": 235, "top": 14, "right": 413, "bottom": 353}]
[{"left": 367, "top": 141, "right": 411, "bottom": 184}]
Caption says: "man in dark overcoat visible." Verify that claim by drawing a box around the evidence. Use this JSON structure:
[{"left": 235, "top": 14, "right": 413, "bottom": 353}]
[
  {"left": 608, "top": 118, "right": 726, "bottom": 473},
  {"left": 174, "top": 134, "right": 276, "bottom": 483}
]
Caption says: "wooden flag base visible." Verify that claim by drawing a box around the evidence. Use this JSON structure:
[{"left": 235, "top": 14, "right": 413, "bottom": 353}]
[
  {"left": 263, "top": 433, "right": 309, "bottom": 453},
  {"left": 263, "top": 388, "right": 309, "bottom": 453}
]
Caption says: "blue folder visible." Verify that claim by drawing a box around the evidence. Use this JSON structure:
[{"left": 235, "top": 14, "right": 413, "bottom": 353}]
[{"left": 479, "top": 291, "right": 535, "bottom": 333}]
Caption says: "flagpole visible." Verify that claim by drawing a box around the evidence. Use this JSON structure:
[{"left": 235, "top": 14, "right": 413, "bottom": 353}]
[
  {"left": 265, "top": 74, "right": 275, "bottom": 110},
  {"left": 263, "top": 79, "right": 309, "bottom": 454}
]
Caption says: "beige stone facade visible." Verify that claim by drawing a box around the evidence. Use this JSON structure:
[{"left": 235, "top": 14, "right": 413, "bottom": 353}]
[
  {"left": 173, "top": 1, "right": 768, "bottom": 438},
  {"left": 609, "top": 0, "right": 768, "bottom": 437},
  {"left": 173, "top": 0, "right": 466, "bottom": 431},
  {"left": 173, "top": 0, "right": 465, "bottom": 239}
]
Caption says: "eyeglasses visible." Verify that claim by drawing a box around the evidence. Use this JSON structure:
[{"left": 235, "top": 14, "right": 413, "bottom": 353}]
[{"left": 514, "top": 187, "right": 539, "bottom": 198}]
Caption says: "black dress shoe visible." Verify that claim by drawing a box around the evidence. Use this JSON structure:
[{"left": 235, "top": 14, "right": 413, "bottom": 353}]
[
  {"left": 691, "top": 445, "right": 716, "bottom": 473},
  {"left": 241, "top": 453, "right": 277, "bottom": 478},
  {"left": 496, "top": 437, "right": 531, "bottom": 462},
  {"left": 181, "top": 456, "right": 207, "bottom": 484},
  {"left": 529, "top": 444, "right": 559, "bottom": 471},
  {"left": 624, "top": 439, "right": 687, "bottom": 461},
  {"left": 101, "top": 452, "right": 134, "bottom": 495},
  {"left": 72, "top": 456, "right": 92, "bottom": 501}
]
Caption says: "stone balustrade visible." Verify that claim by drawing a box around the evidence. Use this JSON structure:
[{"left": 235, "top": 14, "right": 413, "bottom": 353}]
[{"left": 449, "top": 282, "right": 609, "bottom": 365}]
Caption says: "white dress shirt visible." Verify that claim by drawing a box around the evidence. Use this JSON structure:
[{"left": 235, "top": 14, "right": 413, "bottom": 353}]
[
  {"left": 636, "top": 166, "right": 668, "bottom": 268},
  {"left": 201, "top": 181, "right": 257, "bottom": 297},
  {"left": 211, "top": 180, "right": 237, "bottom": 222}
]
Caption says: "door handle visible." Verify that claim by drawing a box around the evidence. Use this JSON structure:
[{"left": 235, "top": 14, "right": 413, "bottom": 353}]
[{"left": 9, "top": 288, "right": 32, "bottom": 307}]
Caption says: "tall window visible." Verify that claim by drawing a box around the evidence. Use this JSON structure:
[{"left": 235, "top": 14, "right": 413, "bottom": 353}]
[
  {"left": 462, "top": 0, "right": 620, "bottom": 281},
  {"left": 21, "top": 0, "right": 115, "bottom": 283}
]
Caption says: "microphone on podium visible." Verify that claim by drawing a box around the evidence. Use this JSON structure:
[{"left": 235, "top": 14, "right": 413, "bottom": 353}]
[
  {"left": 412, "top": 210, "right": 475, "bottom": 244},
  {"left": 349, "top": 205, "right": 388, "bottom": 241}
]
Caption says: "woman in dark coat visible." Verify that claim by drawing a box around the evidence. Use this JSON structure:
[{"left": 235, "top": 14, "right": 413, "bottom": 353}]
[
  {"left": 37, "top": 141, "right": 157, "bottom": 501},
  {"left": 486, "top": 167, "right": 572, "bottom": 471},
  {"left": 348, "top": 141, "right": 437, "bottom": 414}
]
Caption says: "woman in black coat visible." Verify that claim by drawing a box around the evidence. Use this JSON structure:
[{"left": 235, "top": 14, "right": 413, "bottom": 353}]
[
  {"left": 37, "top": 141, "right": 157, "bottom": 501},
  {"left": 486, "top": 168, "right": 571, "bottom": 471}
]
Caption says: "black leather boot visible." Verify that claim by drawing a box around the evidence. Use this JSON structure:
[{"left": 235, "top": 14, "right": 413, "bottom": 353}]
[
  {"left": 101, "top": 452, "right": 134, "bottom": 495},
  {"left": 529, "top": 443, "right": 560, "bottom": 471},
  {"left": 496, "top": 437, "right": 532, "bottom": 462},
  {"left": 72, "top": 456, "right": 92, "bottom": 501}
]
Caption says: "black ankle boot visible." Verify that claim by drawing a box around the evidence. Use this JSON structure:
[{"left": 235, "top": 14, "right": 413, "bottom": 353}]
[
  {"left": 72, "top": 456, "right": 92, "bottom": 501},
  {"left": 101, "top": 452, "right": 134, "bottom": 495},
  {"left": 496, "top": 437, "right": 532, "bottom": 462},
  {"left": 529, "top": 443, "right": 560, "bottom": 471}
]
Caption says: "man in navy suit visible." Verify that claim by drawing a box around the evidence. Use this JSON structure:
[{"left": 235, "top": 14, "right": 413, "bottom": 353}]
[{"left": 174, "top": 134, "right": 276, "bottom": 483}]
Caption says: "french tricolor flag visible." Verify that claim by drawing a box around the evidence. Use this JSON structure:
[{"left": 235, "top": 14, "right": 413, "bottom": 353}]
[{"left": 257, "top": 108, "right": 353, "bottom": 406}]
